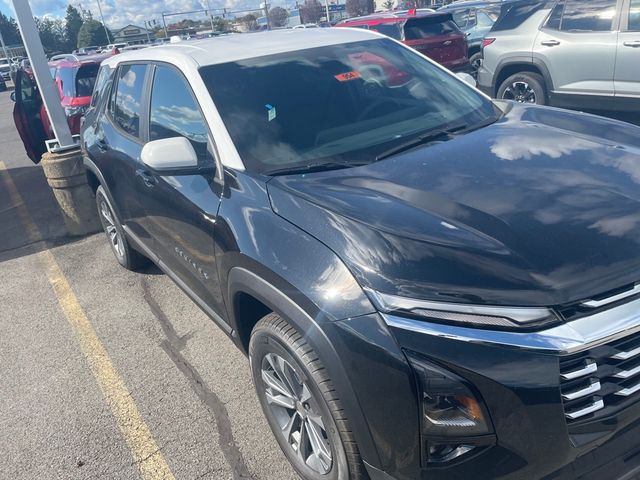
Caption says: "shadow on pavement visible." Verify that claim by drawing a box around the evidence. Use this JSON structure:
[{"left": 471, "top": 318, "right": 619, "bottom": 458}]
[{"left": 0, "top": 162, "right": 81, "bottom": 263}]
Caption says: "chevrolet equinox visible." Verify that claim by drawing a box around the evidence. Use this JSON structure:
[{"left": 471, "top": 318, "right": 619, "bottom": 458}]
[{"left": 81, "top": 29, "right": 640, "bottom": 480}]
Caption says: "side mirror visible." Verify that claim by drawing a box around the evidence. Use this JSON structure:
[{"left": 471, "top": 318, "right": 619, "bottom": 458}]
[
  {"left": 141, "top": 137, "right": 198, "bottom": 172},
  {"left": 10, "top": 91, "right": 16, "bottom": 102},
  {"left": 456, "top": 72, "right": 476, "bottom": 87}
]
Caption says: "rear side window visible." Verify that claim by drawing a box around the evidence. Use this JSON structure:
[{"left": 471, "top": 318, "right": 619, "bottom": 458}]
[
  {"left": 630, "top": 0, "right": 640, "bottom": 30},
  {"left": 111, "top": 64, "right": 147, "bottom": 138},
  {"left": 372, "top": 23, "right": 402, "bottom": 40},
  {"left": 452, "top": 8, "right": 475, "bottom": 28},
  {"left": 149, "top": 65, "right": 210, "bottom": 162},
  {"left": 76, "top": 64, "right": 99, "bottom": 97},
  {"left": 403, "top": 17, "right": 460, "bottom": 39},
  {"left": 548, "top": 0, "right": 617, "bottom": 31},
  {"left": 491, "top": 1, "right": 552, "bottom": 31}
]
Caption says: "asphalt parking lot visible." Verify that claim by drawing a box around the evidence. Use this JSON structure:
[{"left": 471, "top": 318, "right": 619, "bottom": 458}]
[{"left": 0, "top": 88, "right": 297, "bottom": 479}]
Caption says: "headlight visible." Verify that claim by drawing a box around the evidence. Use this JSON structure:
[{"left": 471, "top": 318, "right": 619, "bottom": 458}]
[
  {"left": 407, "top": 352, "right": 495, "bottom": 464},
  {"left": 365, "top": 289, "right": 559, "bottom": 329}
]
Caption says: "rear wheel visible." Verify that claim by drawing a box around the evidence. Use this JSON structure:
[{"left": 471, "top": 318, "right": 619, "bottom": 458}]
[
  {"left": 95, "top": 185, "right": 149, "bottom": 271},
  {"left": 497, "top": 72, "right": 546, "bottom": 105},
  {"left": 249, "top": 313, "right": 367, "bottom": 480}
]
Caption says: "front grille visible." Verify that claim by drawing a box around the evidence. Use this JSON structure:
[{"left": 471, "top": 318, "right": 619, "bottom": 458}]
[{"left": 560, "top": 332, "right": 640, "bottom": 422}]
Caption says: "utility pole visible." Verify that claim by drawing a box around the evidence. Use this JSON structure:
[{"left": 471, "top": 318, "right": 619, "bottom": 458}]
[
  {"left": 325, "top": 0, "right": 330, "bottom": 23},
  {"left": 162, "top": 13, "right": 169, "bottom": 38},
  {"left": 261, "top": 2, "right": 271, "bottom": 29},
  {"left": 204, "top": 0, "right": 216, "bottom": 32},
  {"left": 12, "top": 0, "right": 74, "bottom": 149},
  {"left": 95, "top": 0, "right": 111, "bottom": 43},
  {"left": 11, "top": 0, "right": 100, "bottom": 236},
  {"left": 0, "top": 27, "right": 10, "bottom": 62}
]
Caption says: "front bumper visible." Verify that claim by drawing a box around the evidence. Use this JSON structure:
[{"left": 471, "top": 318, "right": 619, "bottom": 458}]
[{"left": 330, "top": 296, "right": 640, "bottom": 480}]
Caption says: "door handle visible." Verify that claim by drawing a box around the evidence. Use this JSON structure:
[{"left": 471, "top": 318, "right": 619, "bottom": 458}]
[
  {"left": 136, "top": 169, "right": 157, "bottom": 187},
  {"left": 623, "top": 40, "right": 640, "bottom": 47},
  {"left": 541, "top": 40, "right": 561, "bottom": 46}
]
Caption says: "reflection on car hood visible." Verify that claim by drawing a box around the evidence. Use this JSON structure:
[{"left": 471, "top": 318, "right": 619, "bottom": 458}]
[{"left": 267, "top": 103, "right": 640, "bottom": 307}]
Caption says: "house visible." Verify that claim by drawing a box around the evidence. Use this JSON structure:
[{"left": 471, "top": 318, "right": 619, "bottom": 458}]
[{"left": 112, "top": 24, "right": 153, "bottom": 45}]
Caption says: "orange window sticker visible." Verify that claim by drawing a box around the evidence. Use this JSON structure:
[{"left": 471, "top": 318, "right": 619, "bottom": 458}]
[{"left": 334, "top": 71, "right": 361, "bottom": 82}]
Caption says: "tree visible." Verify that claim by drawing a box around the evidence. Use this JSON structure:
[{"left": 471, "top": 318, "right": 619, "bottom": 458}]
[
  {"left": 382, "top": 0, "right": 395, "bottom": 9},
  {"left": 346, "top": 0, "right": 375, "bottom": 17},
  {"left": 0, "top": 12, "right": 21, "bottom": 46},
  {"left": 300, "top": 0, "right": 323, "bottom": 23},
  {"left": 65, "top": 5, "right": 84, "bottom": 51},
  {"left": 212, "top": 17, "right": 231, "bottom": 33},
  {"left": 77, "top": 19, "right": 109, "bottom": 48},
  {"left": 268, "top": 7, "right": 289, "bottom": 27},
  {"left": 35, "top": 17, "right": 68, "bottom": 54},
  {"left": 240, "top": 14, "right": 258, "bottom": 31}
]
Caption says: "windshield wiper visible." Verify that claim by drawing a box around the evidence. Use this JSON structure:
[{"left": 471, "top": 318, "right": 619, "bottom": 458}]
[
  {"left": 265, "top": 161, "right": 370, "bottom": 176},
  {"left": 375, "top": 123, "right": 469, "bottom": 162}
]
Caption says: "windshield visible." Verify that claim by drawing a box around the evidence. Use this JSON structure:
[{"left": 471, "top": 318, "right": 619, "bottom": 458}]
[{"left": 200, "top": 38, "right": 498, "bottom": 175}]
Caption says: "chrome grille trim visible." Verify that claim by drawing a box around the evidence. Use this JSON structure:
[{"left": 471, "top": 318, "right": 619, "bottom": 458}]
[
  {"left": 562, "top": 380, "right": 601, "bottom": 401},
  {"left": 612, "top": 345, "right": 640, "bottom": 361},
  {"left": 616, "top": 381, "right": 640, "bottom": 397},
  {"left": 565, "top": 399, "right": 604, "bottom": 420},
  {"left": 614, "top": 364, "right": 640, "bottom": 380},
  {"left": 561, "top": 361, "right": 597, "bottom": 380},
  {"left": 582, "top": 284, "right": 640, "bottom": 308}
]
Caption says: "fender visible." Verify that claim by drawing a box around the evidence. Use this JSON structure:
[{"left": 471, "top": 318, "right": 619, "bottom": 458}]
[
  {"left": 227, "top": 266, "right": 382, "bottom": 470},
  {"left": 494, "top": 57, "right": 555, "bottom": 96},
  {"left": 82, "top": 155, "right": 125, "bottom": 222}
]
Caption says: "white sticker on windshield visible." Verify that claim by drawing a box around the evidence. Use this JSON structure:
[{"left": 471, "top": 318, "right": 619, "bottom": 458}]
[{"left": 265, "top": 104, "right": 276, "bottom": 122}]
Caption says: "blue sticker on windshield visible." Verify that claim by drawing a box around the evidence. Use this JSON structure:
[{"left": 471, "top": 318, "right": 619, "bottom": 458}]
[{"left": 265, "top": 104, "right": 276, "bottom": 122}]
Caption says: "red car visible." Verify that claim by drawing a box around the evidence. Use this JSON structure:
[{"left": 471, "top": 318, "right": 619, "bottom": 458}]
[
  {"left": 336, "top": 12, "right": 470, "bottom": 73},
  {"left": 12, "top": 54, "right": 109, "bottom": 163}
]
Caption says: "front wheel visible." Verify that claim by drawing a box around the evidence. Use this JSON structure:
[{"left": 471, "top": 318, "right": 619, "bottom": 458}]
[
  {"left": 249, "top": 313, "right": 367, "bottom": 480},
  {"left": 497, "top": 72, "right": 547, "bottom": 105},
  {"left": 95, "top": 185, "right": 149, "bottom": 271}
]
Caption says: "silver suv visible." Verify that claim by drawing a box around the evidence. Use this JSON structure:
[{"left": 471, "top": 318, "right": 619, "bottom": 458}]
[{"left": 477, "top": 0, "right": 640, "bottom": 112}]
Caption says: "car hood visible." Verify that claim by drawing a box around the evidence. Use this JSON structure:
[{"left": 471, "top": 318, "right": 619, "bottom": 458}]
[{"left": 267, "top": 103, "right": 640, "bottom": 307}]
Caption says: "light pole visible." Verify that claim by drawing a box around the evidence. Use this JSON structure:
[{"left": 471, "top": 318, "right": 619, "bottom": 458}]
[
  {"left": 95, "top": 0, "right": 111, "bottom": 43},
  {"left": 143, "top": 20, "right": 156, "bottom": 43},
  {"left": 325, "top": 0, "right": 330, "bottom": 23}
]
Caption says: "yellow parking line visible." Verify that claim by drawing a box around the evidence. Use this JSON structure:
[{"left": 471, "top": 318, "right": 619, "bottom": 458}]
[{"left": 0, "top": 161, "right": 175, "bottom": 480}]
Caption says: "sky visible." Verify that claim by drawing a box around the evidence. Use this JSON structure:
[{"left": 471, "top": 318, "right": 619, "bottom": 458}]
[{"left": 0, "top": 0, "right": 282, "bottom": 29}]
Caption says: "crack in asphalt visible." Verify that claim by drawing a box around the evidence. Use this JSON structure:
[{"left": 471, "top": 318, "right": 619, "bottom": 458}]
[{"left": 141, "top": 279, "right": 253, "bottom": 480}]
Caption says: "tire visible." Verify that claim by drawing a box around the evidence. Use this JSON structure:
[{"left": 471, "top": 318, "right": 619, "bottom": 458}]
[
  {"left": 249, "top": 313, "right": 367, "bottom": 480},
  {"left": 95, "top": 185, "right": 149, "bottom": 271},
  {"left": 497, "top": 72, "right": 547, "bottom": 105},
  {"left": 469, "top": 52, "right": 482, "bottom": 79}
]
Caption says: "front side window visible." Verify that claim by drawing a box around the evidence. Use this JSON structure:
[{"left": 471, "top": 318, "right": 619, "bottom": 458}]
[
  {"left": 558, "top": 0, "right": 617, "bottom": 31},
  {"left": 477, "top": 11, "right": 495, "bottom": 28},
  {"left": 149, "top": 65, "right": 210, "bottom": 161},
  {"left": 111, "top": 64, "right": 147, "bottom": 138},
  {"left": 629, "top": 0, "right": 640, "bottom": 30},
  {"left": 200, "top": 38, "right": 498, "bottom": 175}
]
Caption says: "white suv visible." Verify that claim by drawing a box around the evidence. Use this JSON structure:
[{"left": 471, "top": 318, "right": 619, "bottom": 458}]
[{"left": 477, "top": 0, "right": 640, "bottom": 112}]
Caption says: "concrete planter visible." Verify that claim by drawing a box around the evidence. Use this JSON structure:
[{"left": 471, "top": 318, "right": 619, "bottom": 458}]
[{"left": 40, "top": 148, "right": 100, "bottom": 236}]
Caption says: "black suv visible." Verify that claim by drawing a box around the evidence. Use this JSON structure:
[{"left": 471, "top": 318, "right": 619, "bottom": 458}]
[{"left": 83, "top": 29, "right": 640, "bottom": 480}]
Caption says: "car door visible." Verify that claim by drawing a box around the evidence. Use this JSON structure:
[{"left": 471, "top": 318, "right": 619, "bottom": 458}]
[
  {"left": 136, "top": 63, "right": 226, "bottom": 319},
  {"left": 533, "top": 0, "right": 619, "bottom": 96},
  {"left": 12, "top": 69, "right": 47, "bottom": 163},
  {"left": 615, "top": 0, "right": 640, "bottom": 98},
  {"left": 99, "top": 63, "right": 151, "bottom": 241}
]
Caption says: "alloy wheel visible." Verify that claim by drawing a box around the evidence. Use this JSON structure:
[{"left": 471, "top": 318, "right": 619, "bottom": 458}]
[
  {"left": 261, "top": 352, "right": 333, "bottom": 475},
  {"left": 501, "top": 81, "right": 537, "bottom": 103},
  {"left": 99, "top": 198, "right": 124, "bottom": 259}
]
